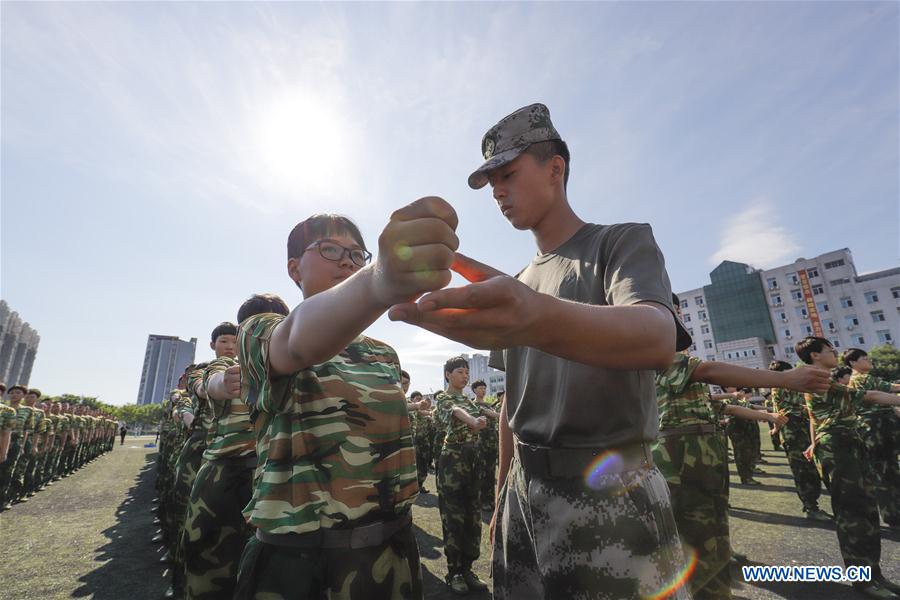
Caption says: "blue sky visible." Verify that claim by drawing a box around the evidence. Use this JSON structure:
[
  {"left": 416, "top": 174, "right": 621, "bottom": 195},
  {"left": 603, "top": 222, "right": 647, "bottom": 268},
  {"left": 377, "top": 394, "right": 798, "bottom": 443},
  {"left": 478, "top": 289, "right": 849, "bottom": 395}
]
[{"left": 2, "top": 2, "right": 897, "bottom": 404}]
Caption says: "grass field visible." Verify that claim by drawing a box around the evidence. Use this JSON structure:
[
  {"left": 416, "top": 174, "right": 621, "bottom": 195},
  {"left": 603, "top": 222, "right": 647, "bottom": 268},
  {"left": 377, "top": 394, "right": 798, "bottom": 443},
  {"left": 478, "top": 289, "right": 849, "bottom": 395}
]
[{"left": 1, "top": 430, "right": 898, "bottom": 599}]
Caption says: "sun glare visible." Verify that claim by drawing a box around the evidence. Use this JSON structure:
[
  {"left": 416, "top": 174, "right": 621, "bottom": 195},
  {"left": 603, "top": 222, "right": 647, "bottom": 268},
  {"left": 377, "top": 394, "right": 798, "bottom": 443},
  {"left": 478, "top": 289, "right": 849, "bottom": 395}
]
[{"left": 254, "top": 91, "right": 347, "bottom": 193}]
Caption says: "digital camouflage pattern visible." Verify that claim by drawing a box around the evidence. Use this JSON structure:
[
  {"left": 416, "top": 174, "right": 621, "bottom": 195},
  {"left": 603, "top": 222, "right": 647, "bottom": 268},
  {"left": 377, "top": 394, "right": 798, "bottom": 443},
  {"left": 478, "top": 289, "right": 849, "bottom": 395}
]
[
  {"left": 847, "top": 372, "right": 900, "bottom": 524},
  {"left": 202, "top": 357, "right": 254, "bottom": 460},
  {"left": 234, "top": 523, "right": 423, "bottom": 600},
  {"left": 654, "top": 353, "right": 731, "bottom": 599},
  {"left": 771, "top": 388, "right": 822, "bottom": 511},
  {"left": 493, "top": 457, "right": 690, "bottom": 600},
  {"left": 478, "top": 399, "right": 500, "bottom": 509},
  {"left": 239, "top": 313, "right": 418, "bottom": 536}
]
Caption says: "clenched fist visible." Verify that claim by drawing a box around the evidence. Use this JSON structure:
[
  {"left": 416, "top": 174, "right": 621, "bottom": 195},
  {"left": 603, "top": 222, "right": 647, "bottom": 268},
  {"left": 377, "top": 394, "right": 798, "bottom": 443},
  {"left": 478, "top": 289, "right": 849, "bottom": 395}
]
[
  {"left": 224, "top": 364, "right": 241, "bottom": 398},
  {"left": 372, "top": 196, "right": 459, "bottom": 307}
]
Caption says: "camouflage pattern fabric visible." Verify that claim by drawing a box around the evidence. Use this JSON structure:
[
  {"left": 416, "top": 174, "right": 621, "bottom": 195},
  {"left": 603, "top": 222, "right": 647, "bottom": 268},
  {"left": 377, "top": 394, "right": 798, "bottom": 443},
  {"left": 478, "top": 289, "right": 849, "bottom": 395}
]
[
  {"left": 433, "top": 391, "right": 483, "bottom": 446},
  {"left": 183, "top": 459, "right": 255, "bottom": 600},
  {"left": 725, "top": 397, "right": 756, "bottom": 482},
  {"left": 492, "top": 456, "right": 690, "bottom": 600},
  {"left": 654, "top": 353, "right": 731, "bottom": 599},
  {"left": 778, "top": 410, "right": 823, "bottom": 512},
  {"left": 411, "top": 411, "right": 435, "bottom": 489},
  {"left": 202, "top": 357, "right": 255, "bottom": 460},
  {"left": 0, "top": 437, "right": 22, "bottom": 506},
  {"left": 239, "top": 313, "right": 417, "bottom": 536},
  {"left": 848, "top": 372, "right": 900, "bottom": 524},
  {"left": 234, "top": 523, "right": 423, "bottom": 600},
  {"left": 437, "top": 443, "right": 482, "bottom": 575},
  {"left": 478, "top": 404, "right": 500, "bottom": 509},
  {"left": 171, "top": 429, "right": 208, "bottom": 592}
]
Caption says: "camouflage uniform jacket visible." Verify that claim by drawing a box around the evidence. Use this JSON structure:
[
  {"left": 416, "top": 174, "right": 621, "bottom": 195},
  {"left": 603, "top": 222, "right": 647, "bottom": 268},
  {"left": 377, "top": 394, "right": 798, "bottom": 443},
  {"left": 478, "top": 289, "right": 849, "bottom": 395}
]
[
  {"left": 239, "top": 313, "right": 418, "bottom": 535},
  {"left": 805, "top": 381, "right": 868, "bottom": 444},
  {"left": 434, "top": 391, "right": 483, "bottom": 445},
  {"left": 770, "top": 387, "right": 807, "bottom": 419},
  {"left": 848, "top": 372, "right": 894, "bottom": 418},
  {"left": 0, "top": 404, "right": 16, "bottom": 432},
  {"left": 655, "top": 353, "right": 724, "bottom": 429},
  {"left": 202, "top": 356, "right": 255, "bottom": 460}
]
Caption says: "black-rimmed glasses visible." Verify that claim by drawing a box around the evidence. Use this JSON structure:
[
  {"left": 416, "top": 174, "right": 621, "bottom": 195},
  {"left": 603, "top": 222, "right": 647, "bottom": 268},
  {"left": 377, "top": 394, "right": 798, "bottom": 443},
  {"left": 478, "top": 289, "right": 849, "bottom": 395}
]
[{"left": 304, "top": 240, "right": 372, "bottom": 267}]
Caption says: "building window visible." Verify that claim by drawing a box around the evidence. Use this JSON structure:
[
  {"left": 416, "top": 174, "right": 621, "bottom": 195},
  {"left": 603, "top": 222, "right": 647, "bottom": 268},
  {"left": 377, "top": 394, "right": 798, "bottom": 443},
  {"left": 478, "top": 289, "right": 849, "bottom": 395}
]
[
  {"left": 680, "top": 299, "right": 689, "bottom": 309},
  {"left": 804, "top": 325, "right": 813, "bottom": 335},
  {"left": 766, "top": 277, "right": 779, "bottom": 290},
  {"left": 785, "top": 346, "right": 795, "bottom": 356},
  {"left": 795, "top": 306, "right": 809, "bottom": 319},
  {"left": 840, "top": 297, "right": 854, "bottom": 308},
  {"left": 892, "top": 287, "right": 900, "bottom": 299},
  {"left": 877, "top": 330, "right": 894, "bottom": 344},
  {"left": 831, "top": 338, "right": 841, "bottom": 349},
  {"left": 845, "top": 314, "right": 859, "bottom": 327},
  {"left": 779, "top": 311, "right": 788, "bottom": 322},
  {"left": 824, "top": 259, "right": 845, "bottom": 269},
  {"left": 864, "top": 291, "right": 879, "bottom": 304},
  {"left": 690, "top": 343, "right": 697, "bottom": 351},
  {"left": 694, "top": 296, "right": 704, "bottom": 306},
  {"left": 791, "top": 289, "right": 803, "bottom": 301},
  {"left": 787, "top": 272, "right": 800, "bottom": 285},
  {"left": 698, "top": 310, "right": 707, "bottom": 321},
  {"left": 856, "top": 336, "right": 865, "bottom": 345},
  {"left": 701, "top": 324, "right": 710, "bottom": 334},
  {"left": 687, "top": 327, "right": 694, "bottom": 337},
  {"left": 683, "top": 313, "right": 692, "bottom": 323},
  {"left": 816, "top": 301, "right": 829, "bottom": 313},
  {"left": 706, "top": 355, "right": 716, "bottom": 361},
  {"left": 824, "top": 319, "right": 836, "bottom": 333},
  {"left": 871, "top": 310, "right": 885, "bottom": 322},
  {"left": 830, "top": 277, "right": 851, "bottom": 286},
  {"left": 704, "top": 340, "right": 713, "bottom": 349},
  {"left": 770, "top": 293, "right": 783, "bottom": 306},
  {"left": 783, "top": 328, "right": 792, "bottom": 338},
  {"left": 807, "top": 267, "right": 819, "bottom": 278},
  {"left": 751, "top": 349, "right": 757, "bottom": 356},
  {"left": 812, "top": 284, "right": 824, "bottom": 295}
]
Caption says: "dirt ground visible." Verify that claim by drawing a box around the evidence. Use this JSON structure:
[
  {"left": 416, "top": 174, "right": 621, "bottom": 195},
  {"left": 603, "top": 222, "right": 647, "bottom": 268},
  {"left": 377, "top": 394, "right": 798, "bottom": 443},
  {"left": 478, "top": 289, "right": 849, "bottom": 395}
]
[{"left": 1, "top": 429, "right": 898, "bottom": 599}]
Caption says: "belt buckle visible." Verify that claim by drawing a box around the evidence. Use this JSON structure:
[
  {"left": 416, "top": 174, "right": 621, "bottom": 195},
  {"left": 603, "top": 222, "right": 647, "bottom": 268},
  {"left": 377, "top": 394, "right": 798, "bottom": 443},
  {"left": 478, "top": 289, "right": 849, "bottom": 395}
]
[{"left": 349, "top": 523, "right": 378, "bottom": 549}]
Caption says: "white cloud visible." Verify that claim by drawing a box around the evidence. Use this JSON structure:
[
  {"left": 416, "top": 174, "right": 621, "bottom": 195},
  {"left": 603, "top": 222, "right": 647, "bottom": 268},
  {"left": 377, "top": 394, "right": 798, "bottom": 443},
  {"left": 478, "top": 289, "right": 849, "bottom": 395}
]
[{"left": 710, "top": 198, "right": 801, "bottom": 268}]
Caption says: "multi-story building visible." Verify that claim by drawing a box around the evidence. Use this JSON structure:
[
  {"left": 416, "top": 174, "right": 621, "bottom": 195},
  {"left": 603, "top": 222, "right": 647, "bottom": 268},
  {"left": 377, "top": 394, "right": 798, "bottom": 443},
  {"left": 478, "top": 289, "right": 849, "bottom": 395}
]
[
  {"left": 678, "top": 249, "right": 899, "bottom": 369},
  {"left": 0, "top": 300, "right": 40, "bottom": 386},
  {"left": 136, "top": 334, "right": 197, "bottom": 405}
]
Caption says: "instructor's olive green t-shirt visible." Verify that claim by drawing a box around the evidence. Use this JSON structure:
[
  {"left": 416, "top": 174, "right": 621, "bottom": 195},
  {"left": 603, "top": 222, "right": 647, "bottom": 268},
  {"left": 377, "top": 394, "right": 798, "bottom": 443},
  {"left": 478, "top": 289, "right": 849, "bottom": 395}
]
[{"left": 490, "top": 223, "right": 690, "bottom": 448}]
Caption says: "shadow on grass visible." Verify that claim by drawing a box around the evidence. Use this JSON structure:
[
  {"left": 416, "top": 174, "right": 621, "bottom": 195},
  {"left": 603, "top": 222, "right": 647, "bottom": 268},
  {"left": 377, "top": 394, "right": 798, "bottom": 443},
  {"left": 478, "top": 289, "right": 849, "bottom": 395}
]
[
  {"left": 729, "top": 506, "right": 837, "bottom": 531},
  {"left": 73, "top": 454, "right": 168, "bottom": 600}
]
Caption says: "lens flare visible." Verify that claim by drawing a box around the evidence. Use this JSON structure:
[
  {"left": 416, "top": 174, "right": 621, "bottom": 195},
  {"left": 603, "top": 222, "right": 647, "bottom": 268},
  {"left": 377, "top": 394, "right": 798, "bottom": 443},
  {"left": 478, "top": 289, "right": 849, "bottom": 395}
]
[
  {"left": 583, "top": 451, "right": 624, "bottom": 490},
  {"left": 643, "top": 546, "right": 698, "bottom": 600},
  {"left": 394, "top": 241, "right": 413, "bottom": 261}
]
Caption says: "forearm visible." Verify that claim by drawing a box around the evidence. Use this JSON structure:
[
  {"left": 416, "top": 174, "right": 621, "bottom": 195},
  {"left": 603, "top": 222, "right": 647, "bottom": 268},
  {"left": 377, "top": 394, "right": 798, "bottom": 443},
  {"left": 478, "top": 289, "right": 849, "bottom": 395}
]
[
  {"left": 496, "top": 400, "right": 513, "bottom": 500},
  {"left": 451, "top": 406, "right": 477, "bottom": 426},
  {"left": 536, "top": 300, "right": 675, "bottom": 370},
  {"left": 864, "top": 390, "right": 900, "bottom": 407},
  {"left": 205, "top": 372, "right": 231, "bottom": 404},
  {"left": 725, "top": 405, "right": 772, "bottom": 422},
  {"left": 271, "top": 267, "right": 388, "bottom": 375},
  {"left": 710, "top": 393, "right": 734, "bottom": 401},
  {"left": 0, "top": 431, "right": 10, "bottom": 460},
  {"left": 694, "top": 362, "right": 790, "bottom": 390}
]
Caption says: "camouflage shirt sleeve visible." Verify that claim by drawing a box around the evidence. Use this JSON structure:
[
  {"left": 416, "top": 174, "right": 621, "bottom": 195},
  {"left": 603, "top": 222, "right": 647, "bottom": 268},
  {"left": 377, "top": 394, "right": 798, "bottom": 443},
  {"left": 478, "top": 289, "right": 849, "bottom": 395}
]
[
  {"left": 239, "top": 313, "right": 293, "bottom": 413},
  {"left": 204, "top": 356, "right": 239, "bottom": 417},
  {"left": 656, "top": 353, "right": 701, "bottom": 397}
]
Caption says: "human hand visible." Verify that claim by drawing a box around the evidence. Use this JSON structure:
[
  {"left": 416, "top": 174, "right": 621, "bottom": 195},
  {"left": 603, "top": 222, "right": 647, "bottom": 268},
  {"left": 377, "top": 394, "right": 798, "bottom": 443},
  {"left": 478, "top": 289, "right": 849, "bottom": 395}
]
[
  {"left": 224, "top": 364, "right": 241, "bottom": 397},
  {"left": 388, "top": 253, "right": 542, "bottom": 349},
  {"left": 372, "top": 197, "right": 459, "bottom": 307},
  {"left": 781, "top": 366, "right": 830, "bottom": 394}
]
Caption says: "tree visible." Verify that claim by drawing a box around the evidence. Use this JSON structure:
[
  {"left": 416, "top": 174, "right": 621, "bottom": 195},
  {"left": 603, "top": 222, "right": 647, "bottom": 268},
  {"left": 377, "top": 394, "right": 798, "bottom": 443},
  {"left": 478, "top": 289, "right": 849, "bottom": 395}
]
[{"left": 869, "top": 344, "right": 900, "bottom": 382}]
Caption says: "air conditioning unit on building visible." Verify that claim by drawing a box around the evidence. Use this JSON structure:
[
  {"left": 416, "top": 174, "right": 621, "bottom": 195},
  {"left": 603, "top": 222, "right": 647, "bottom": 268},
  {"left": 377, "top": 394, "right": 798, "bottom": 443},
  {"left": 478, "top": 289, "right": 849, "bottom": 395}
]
[
  {"left": 785, "top": 334, "right": 792, "bottom": 339},
  {"left": 781, "top": 317, "right": 789, "bottom": 323},
  {"left": 846, "top": 325, "right": 856, "bottom": 331},
  {"left": 775, "top": 301, "right": 783, "bottom": 307}
]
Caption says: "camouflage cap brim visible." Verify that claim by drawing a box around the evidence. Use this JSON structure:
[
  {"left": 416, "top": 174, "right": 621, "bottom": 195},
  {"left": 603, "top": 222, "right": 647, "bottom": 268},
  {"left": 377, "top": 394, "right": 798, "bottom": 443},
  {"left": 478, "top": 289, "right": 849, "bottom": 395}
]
[{"left": 467, "top": 145, "right": 529, "bottom": 190}]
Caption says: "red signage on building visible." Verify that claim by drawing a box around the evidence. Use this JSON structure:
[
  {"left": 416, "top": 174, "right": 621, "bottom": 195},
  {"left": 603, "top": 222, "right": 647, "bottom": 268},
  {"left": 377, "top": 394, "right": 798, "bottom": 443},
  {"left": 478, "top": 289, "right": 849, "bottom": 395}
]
[{"left": 798, "top": 269, "right": 824, "bottom": 337}]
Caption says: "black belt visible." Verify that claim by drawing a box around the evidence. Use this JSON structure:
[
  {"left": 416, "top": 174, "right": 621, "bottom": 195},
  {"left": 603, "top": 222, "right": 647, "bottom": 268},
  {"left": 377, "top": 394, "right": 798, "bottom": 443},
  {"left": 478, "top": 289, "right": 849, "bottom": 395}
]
[
  {"left": 658, "top": 423, "right": 719, "bottom": 438},
  {"left": 256, "top": 513, "right": 412, "bottom": 550},
  {"left": 514, "top": 439, "right": 653, "bottom": 479}
]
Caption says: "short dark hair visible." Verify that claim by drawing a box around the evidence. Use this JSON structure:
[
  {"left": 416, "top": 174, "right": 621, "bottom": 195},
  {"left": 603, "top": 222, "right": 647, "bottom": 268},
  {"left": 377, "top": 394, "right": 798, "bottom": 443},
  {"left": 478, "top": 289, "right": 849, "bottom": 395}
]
[
  {"left": 841, "top": 348, "right": 867, "bottom": 367},
  {"left": 237, "top": 294, "right": 290, "bottom": 324},
  {"left": 768, "top": 360, "right": 792, "bottom": 372},
  {"left": 26, "top": 388, "right": 41, "bottom": 397},
  {"left": 400, "top": 370, "right": 410, "bottom": 381},
  {"left": 443, "top": 356, "right": 469, "bottom": 380},
  {"left": 211, "top": 322, "right": 238, "bottom": 344},
  {"left": 410, "top": 391, "right": 422, "bottom": 400},
  {"left": 795, "top": 337, "right": 832, "bottom": 365},
  {"left": 524, "top": 139, "right": 570, "bottom": 190},
  {"left": 8, "top": 385, "right": 27, "bottom": 394},
  {"left": 287, "top": 215, "right": 367, "bottom": 261},
  {"left": 471, "top": 380, "right": 486, "bottom": 390},
  {"left": 831, "top": 366, "right": 852, "bottom": 381},
  {"left": 0, "top": 383, "right": 6, "bottom": 393}
]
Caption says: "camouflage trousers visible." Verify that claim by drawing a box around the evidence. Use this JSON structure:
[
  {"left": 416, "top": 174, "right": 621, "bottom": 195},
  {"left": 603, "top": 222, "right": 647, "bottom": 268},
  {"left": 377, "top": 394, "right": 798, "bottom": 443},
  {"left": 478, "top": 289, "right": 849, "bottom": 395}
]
[
  {"left": 654, "top": 431, "right": 731, "bottom": 600},
  {"left": 726, "top": 421, "right": 756, "bottom": 482},
  {"left": 24, "top": 449, "right": 41, "bottom": 495},
  {"left": 858, "top": 413, "right": 900, "bottom": 525},
  {"left": 780, "top": 414, "right": 822, "bottom": 511},
  {"left": 437, "top": 443, "right": 482, "bottom": 575},
  {"left": 0, "top": 437, "right": 22, "bottom": 505},
  {"left": 171, "top": 432, "right": 207, "bottom": 589},
  {"left": 815, "top": 429, "right": 881, "bottom": 568},
  {"left": 234, "top": 519, "right": 423, "bottom": 600},
  {"left": 432, "top": 431, "right": 446, "bottom": 474},
  {"left": 480, "top": 429, "right": 499, "bottom": 510},
  {"left": 493, "top": 454, "right": 690, "bottom": 600},
  {"left": 413, "top": 425, "right": 435, "bottom": 489},
  {"left": 752, "top": 423, "right": 762, "bottom": 461},
  {"left": 11, "top": 440, "right": 33, "bottom": 501},
  {"left": 61, "top": 443, "right": 77, "bottom": 476},
  {"left": 183, "top": 457, "right": 255, "bottom": 600}
]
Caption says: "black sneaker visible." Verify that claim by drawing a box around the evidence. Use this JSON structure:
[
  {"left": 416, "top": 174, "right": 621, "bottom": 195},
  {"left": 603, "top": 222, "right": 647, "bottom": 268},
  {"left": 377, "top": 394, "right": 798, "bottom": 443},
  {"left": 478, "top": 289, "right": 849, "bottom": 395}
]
[
  {"left": 446, "top": 574, "right": 469, "bottom": 595},
  {"left": 463, "top": 571, "right": 489, "bottom": 592},
  {"left": 853, "top": 582, "right": 896, "bottom": 599},
  {"left": 875, "top": 576, "right": 900, "bottom": 595},
  {"left": 741, "top": 478, "right": 762, "bottom": 486},
  {"left": 805, "top": 509, "right": 833, "bottom": 522}
]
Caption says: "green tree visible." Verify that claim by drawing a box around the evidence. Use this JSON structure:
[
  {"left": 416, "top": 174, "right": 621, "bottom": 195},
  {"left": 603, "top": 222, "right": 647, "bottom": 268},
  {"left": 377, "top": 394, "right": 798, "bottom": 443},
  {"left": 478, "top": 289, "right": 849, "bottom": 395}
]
[{"left": 869, "top": 344, "right": 900, "bottom": 382}]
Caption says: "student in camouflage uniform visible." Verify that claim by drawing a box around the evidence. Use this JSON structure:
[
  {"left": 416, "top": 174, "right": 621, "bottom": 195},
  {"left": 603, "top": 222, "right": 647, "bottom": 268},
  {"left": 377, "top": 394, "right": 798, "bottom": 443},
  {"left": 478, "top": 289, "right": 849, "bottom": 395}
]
[
  {"left": 654, "top": 338, "right": 825, "bottom": 600},
  {"left": 235, "top": 207, "right": 455, "bottom": 600},
  {"left": 409, "top": 391, "right": 435, "bottom": 493},
  {"left": 799, "top": 337, "right": 900, "bottom": 599},
  {"left": 433, "top": 359, "right": 489, "bottom": 595},
  {"left": 0, "top": 385, "right": 27, "bottom": 509},
  {"left": 184, "top": 304, "right": 277, "bottom": 600},
  {"left": 724, "top": 387, "right": 761, "bottom": 485},
  {"left": 391, "top": 103, "right": 694, "bottom": 599},
  {"left": 10, "top": 389, "right": 37, "bottom": 502},
  {"left": 36, "top": 400, "right": 55, "bottom": 489},
  {"left": 51, "top": 402, "right": 70, "bottom": 482},
  {"left": 844, "top": 348, "right": 900, "bottom": 528},
  {"left": 473, "top": 382, "right": 500, "bottom": 513},
  {"left": 22, "top": 389, "right": 46, "bottom": 497},
  {"left": 768, "top": 360, "right": 829, "bottom": 520}
]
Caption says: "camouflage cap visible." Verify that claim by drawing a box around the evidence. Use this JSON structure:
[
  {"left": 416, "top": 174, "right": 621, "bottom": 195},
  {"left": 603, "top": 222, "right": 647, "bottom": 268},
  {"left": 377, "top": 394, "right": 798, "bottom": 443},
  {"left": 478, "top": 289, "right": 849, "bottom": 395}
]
[{"left": 467, "top": 103, "right": 562, "bottom": 190}]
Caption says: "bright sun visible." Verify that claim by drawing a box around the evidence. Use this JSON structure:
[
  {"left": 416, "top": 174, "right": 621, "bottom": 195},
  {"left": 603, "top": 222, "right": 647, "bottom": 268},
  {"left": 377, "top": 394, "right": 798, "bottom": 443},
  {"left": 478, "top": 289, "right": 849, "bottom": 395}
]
[{"left": 254, "top": 91, "right": 347, "bottom": 193}]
